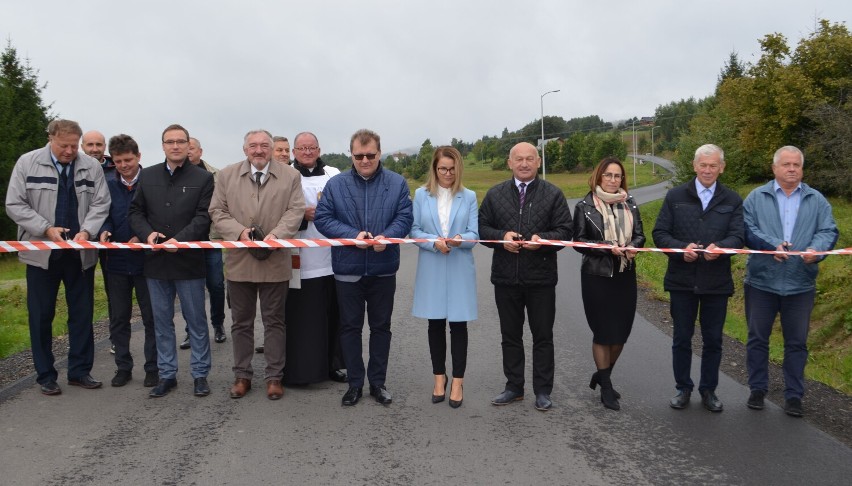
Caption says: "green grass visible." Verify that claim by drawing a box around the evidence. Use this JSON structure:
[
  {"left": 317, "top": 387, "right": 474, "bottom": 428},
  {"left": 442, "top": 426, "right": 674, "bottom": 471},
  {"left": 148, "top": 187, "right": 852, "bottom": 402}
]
[
  {"left": 408, "top": 155, "right": 666, "bottom": 202},
  {"left": 637, "top": 192, "right": 852, "bottom": 395},
  {"left": 0, "top": 254, "right": 109, "bottom": 359}
]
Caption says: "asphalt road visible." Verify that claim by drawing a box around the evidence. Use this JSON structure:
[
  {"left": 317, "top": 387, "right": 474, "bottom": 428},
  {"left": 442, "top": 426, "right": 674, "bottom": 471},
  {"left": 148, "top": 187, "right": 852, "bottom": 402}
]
[{"left": 2, "top": 240, "right": 850, "bottom": 485}]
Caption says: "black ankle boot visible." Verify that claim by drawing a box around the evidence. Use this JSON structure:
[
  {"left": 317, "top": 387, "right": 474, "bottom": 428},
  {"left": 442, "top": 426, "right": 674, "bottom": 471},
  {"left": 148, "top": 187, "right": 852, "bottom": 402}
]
[
  {"left": 598, "top": 368, "right": 620, "bottom": 411},
  {"left": 590, "top": 368, "right": 621, "bottom": 399}
]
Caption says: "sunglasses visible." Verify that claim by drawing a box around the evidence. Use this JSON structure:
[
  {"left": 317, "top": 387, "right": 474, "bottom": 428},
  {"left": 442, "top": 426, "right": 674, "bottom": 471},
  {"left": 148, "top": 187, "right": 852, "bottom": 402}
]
[{"left": 352, "top": 153, "right": 378, "bottom": 161}]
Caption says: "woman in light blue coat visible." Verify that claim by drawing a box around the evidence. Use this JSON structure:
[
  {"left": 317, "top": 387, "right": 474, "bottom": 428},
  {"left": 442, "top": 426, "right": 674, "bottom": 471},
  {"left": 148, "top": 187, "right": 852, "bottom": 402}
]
[{"left": 411, "top": 146, "right": 478, "bottom": 408}]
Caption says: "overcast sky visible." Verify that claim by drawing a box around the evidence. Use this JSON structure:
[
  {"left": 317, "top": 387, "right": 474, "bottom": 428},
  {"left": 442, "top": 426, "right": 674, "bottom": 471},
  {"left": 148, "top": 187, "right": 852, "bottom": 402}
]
[{"left": 2, "top": 1, "right": 849, "bottom": 168}]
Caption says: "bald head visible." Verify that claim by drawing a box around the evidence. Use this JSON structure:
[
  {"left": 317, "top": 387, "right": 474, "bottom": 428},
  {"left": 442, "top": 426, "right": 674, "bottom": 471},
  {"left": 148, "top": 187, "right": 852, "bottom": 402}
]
[
  {"left": 507, "top": 142, "right": 541, "bottom": 183},
  {"left": 81, "top": 130, "right": 106, "bottom": 162}
]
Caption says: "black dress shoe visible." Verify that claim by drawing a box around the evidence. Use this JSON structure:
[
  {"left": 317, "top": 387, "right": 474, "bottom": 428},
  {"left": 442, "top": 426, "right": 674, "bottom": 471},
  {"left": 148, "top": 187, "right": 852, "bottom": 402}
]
[
  {"left": 40, "top": 381, "right": 62, "bottom": 396},
  {"left": 194, "top": 377, "right": 210, "bottom": 397},
  {"left": 432, "top": 374, "right": 448, "bottom": 404},
  {"left": 747, "top": 390, "right": 766, "bottom": 410},
  {"left": 700, "top": 390, "right": 723, "bottom": 412},
  {"left": 179, "top": 335, "right": 191, "bottom": 350},
  {"left": 111, "top": 370, "right": 132, "bottom": 387},
  {"left": 534, "top": 393, "right": 553, "bottom": 411},
  {"left": 143, "top": 371, "right": 159, "bottom": 387},
  {"left": 214, "top": 328, "right": 226, "bottom": 343},
  {"left": 669, "top": 390, "right": 691, "bottom": 409},
  {"left": 149, "top": 378, "right": 177, "bottom": 398},
  {"left": 342, "top": 386, "right": 362, "bottom": 406},
  {"left": 329, "top": 369, "right": 348, "bottom": 383},
  {"left": 491, "top": 389, "right": 524, "bottom": 405},
  {"left": 784, "top": 397, "right": 804, "bottom": 417},
  {"left": 370, "top": 385, "right": 393, "bottom": 405},
  {"left": 68, "top": 374, "right": 103, "bottom": 389}
]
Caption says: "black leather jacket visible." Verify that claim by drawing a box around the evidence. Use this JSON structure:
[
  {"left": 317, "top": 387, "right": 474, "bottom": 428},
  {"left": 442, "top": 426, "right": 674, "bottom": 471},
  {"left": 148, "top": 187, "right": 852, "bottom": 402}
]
[{"left": 572, "top": 192, "right": 645, "bottom": 277}]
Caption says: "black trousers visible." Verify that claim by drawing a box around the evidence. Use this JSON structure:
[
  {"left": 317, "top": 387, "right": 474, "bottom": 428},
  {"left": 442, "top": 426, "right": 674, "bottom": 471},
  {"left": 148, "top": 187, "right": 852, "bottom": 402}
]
[
  {"left": 427, "top": 320, "right": 468, "bottom": 378},
  {"left": 26, "top": 251, "right": 95, "bottom": 384},
  {"left": 108, "top": 273, "right": 157, "bottom": 373},
  {"left": 336, "top": 276, "right": 395, "bottom": 388},
  {"left": 494, "top": 284, "right": 556, "bottom": 395}
]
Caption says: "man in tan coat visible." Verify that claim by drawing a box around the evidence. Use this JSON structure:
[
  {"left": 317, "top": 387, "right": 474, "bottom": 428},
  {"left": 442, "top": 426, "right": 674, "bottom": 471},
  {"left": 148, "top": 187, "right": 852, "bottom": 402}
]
[{"left": 209, "top": 129, "right": 305, "bottom": 400}]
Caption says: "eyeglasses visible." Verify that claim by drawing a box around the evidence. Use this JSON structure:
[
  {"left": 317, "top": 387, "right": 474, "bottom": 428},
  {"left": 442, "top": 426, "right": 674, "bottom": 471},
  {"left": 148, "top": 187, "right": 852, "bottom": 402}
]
[
  {"left": 602, "top": 173, "right": 623, "bottom": 181},
  {"left": 437, "top": 167, "right": 456, "bottom": 175},
  {"left": 352, "top": 153, "right": 378, "bottom": 161},
  {"left": 294, "top": 146, "right": 318, "bottom": 153},
  {"left": 163, "top": 139, "right": 189, "bottom": 146}
]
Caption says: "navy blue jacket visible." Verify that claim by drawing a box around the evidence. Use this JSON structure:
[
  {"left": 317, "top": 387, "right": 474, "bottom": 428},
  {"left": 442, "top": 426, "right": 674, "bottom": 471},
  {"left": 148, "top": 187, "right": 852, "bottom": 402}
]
[
  {"left": 100, "top": 173, "right": 145, "bottom": 275},
  {"left": 314, "top": 164, "right": 413, "bottom": 276},
  {"left": 652, "top": 178, "right": 744, "bottom": 295}
]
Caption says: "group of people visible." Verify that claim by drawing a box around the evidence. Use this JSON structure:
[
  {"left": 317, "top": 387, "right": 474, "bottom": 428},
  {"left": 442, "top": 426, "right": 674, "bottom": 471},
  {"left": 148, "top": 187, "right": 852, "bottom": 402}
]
[{"left": 5, "top": 120, "right": 838, "bottom": 418}]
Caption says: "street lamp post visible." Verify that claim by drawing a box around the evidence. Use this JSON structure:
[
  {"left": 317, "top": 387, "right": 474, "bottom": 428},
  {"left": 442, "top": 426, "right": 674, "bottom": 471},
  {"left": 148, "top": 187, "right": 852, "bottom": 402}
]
[
  {"left": 651, "top": 125, "right": 661, "bottom": 174},
  {"left": 631, "top": 119, "right": 638, "bottom": 187},
  {"left": 540, "top": 89, "right": 560, "bottom": 180}
]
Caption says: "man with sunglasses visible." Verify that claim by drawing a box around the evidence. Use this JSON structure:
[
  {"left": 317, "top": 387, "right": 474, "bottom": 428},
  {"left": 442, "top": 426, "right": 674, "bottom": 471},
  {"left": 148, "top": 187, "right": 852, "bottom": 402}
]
[
  {"left": 6, "top": 119, "right": 111, "bottom": 396},
  {"left": 129, "top": 124, "right": 214, "bottom": 399},
  {"left": 315, "top": 129, "right": 413, "bottom": 406}
]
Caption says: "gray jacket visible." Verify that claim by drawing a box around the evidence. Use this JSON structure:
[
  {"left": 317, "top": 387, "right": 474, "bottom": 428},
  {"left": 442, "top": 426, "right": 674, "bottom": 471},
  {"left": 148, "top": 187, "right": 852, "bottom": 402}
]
[{"left": 5, "top": 144, "right": 111, "bottom": 270}]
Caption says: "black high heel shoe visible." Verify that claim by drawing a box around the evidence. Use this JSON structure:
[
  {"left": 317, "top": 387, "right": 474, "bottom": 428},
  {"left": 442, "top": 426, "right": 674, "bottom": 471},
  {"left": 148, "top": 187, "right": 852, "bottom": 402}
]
[
  {"left": 589, "top": 371, "right": 621, "bottom": 399},
  {"left": 449, "top": 380, "right": 463, "bottom": 409},
  {"left": 432, "top": 374, "right": 448, "bottom": 403}
]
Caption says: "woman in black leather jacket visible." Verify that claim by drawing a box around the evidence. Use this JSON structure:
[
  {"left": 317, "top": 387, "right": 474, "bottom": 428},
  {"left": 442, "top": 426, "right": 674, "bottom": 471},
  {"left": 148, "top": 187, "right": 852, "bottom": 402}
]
[{"left": 572, "top": 157, "right": 645, "bottom": 411}]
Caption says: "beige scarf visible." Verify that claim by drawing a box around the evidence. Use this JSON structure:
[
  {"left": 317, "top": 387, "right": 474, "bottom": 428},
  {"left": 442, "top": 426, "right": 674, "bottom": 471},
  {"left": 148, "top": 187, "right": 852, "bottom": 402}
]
[{"left": 593, "top": 186, "right": 634, "bottom": 272}]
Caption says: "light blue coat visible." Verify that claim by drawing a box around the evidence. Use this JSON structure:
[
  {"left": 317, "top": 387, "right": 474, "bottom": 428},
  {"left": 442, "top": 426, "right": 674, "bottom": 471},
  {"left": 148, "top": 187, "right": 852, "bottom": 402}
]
[{"left": 411, "top": 187, "right": 479, "bottom": 321}]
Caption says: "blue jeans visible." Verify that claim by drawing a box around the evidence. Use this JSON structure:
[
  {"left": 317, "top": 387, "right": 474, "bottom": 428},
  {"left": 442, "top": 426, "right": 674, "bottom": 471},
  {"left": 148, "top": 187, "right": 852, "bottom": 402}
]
[
  {"left": 336, "top": 276, "right": 395, "bottom": 388},
  {"left": 26, "top": 252, "right": 95, "bottom": 384},
  {"left": 147, "top": 277, "right": 211, "bottom": 380},
  {"left": 670, "top": 291, "right": 728, "bottom": 393},
  {"left": 745, "top": 284, "right": 815, "bottom": 400},
  {"left": 184, "top": 249, "right": 225, "bottom": 333}
]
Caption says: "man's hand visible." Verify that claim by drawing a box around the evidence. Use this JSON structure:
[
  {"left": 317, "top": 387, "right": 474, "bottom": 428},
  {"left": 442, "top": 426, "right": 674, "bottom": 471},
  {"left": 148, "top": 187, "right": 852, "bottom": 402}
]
[
  {"left": 147, "top": 232, "right": 166, "bottom": 251},
  {"left": 304, "top": 206, "right": 316, "bottom": 222},
  {"left": 262, "top": 233, "right": 278, "bottom": 242},
  {"left": 703, "top": 243, "right": 721, "bottom": 261},
  {"left": 72, "top": 230, "right": 90, "bottom": 242},
  {"left": 802, "top": 247, "right": 819, "bottom": 264},
  {"left": 683, "top": 242, "right": 700, "bottom": 263},
  {"left": 523, "top": 234, "right": 542, "bottom": 251},
  {"left": 503, "top": 231, "right": 522, "bottom": 253},
  {"left": 372, "top": 234, "right": 387, "bottom": 252},
  {"left": 99, "top": 231, "right": 112, "bottom": 243},
  {"left": 239, "top": 228, "right": 253, "bottom": 241},
  {"left": 774, "top": 243, "right": 790, "bottom": 263},
  {"left": 161, "top": 237, "right": 179, "bottom": 253},
  {"left": 45, "top": 226, "right": 69, "bottom": 242}
]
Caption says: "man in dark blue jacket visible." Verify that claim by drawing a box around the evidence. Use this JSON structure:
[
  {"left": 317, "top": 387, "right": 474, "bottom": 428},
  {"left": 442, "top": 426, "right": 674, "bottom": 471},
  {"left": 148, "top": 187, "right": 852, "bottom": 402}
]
[
  {"left": 653, "top": 144, "right": 744, "bottom": 413},
  {"left": 314, "top": 129, "right": 413, "bottom": 406},
  {"left": 98, "top": 135, "right": 157, "bottom": 388}
]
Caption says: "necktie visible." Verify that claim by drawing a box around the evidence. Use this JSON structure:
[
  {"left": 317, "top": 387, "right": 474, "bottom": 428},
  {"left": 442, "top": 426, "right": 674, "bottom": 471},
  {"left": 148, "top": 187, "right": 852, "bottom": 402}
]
[
  {"left": 255, "top": 171, "right": 263, "bottom": 187},
  {"left": 701, "top": 188, "right": 711, "bottom": 210},
  {"left": 519, "top": 182, "right": 526, "bottom": 209},
  {"left": 60, "top": 166, "right": 68, "bottom": 186}
]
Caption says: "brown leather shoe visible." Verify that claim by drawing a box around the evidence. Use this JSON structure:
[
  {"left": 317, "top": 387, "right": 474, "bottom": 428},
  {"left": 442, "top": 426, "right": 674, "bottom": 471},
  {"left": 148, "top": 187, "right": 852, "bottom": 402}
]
[
  {"left": 266, "top": 379, "right": 284, "bottom": 400},
  {"left": 230, "top": 378, "right": 251, "bottom": 399}
]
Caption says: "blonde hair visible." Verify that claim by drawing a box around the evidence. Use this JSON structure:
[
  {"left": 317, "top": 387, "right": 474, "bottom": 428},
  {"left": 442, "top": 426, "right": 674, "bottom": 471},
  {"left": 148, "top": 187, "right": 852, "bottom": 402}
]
[{"left": 424, "top": 146, "right": 464, "bottom": 195}]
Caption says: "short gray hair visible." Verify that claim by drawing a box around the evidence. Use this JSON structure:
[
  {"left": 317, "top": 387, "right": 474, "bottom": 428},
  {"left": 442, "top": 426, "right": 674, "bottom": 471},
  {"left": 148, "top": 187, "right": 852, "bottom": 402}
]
[
  {"left": 294, "top": 132, "right": 318, "bottom": 147},
  {"left": 243, "top": 130, "right": 274, "bottom": 147},
  {"left": 189, "top": 137, "right": 202, "bottom": 149},
  {"left": 693, "top": 144, "right": 724, "bottom": 163},
  {"left": 773, "top": 145, "right": 804, "bottom": 166}
]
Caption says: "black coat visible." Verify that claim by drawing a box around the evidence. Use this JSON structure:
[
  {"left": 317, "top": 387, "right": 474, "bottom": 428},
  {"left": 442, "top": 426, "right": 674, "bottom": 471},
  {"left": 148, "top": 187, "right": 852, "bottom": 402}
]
[
  {"left": 128, "top": 160, "right": 214, "bottom": 280},
  {"left": 652, "top": 178, "right": 744, "bottom": 295},
  {"left": 572, "top": 192, "right": 645, "bottom": 278},
  {"left": 478, "top": 177, "right": 572, "bottom": 287}
]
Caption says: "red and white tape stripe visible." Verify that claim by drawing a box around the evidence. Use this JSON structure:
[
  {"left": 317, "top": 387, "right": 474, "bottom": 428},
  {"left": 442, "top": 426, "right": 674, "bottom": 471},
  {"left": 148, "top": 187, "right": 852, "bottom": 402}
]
[{"left": 0, "top": 238, "right": 848, "bottom": 256}]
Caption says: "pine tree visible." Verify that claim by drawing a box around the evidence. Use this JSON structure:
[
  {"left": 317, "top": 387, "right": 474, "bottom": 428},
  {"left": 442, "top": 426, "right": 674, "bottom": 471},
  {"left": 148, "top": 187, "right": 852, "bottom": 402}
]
[{"left": 0, "top": 40, "right": 53, "bottom": 240}]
